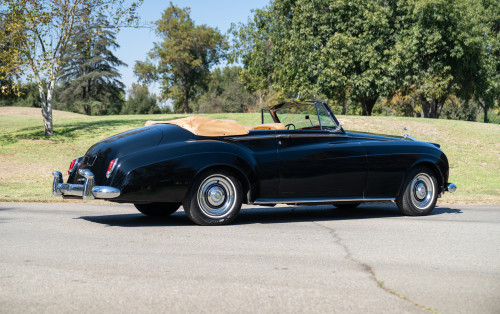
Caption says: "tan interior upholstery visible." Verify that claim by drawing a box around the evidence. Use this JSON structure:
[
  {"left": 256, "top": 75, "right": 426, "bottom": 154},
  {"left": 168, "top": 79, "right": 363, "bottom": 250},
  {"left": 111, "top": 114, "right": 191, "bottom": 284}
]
[
  {"left": 251, "top": 123, "right": 286, "bottom": 131},
  {"left": 145, "top": 116, "right": 287, "bottom": 136},
  {"left": 145, "top": 115, "right": 249, "bottom": 136}
]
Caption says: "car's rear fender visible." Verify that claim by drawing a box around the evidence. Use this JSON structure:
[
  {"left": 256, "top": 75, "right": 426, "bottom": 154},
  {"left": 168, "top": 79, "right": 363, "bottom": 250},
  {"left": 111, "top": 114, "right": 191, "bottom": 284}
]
[
  {"left": 111, "top": 141, "right": 258, "bottom": 203},
  {"left": 191, "top": 158, "right": 255, "bottom": 204}
]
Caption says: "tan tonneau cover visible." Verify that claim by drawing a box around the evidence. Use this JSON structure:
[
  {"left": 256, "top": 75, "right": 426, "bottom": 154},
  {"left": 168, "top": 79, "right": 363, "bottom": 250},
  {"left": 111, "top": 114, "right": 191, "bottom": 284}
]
[{"left": 145, "top": 115, "right": 250, "bottom": 137}]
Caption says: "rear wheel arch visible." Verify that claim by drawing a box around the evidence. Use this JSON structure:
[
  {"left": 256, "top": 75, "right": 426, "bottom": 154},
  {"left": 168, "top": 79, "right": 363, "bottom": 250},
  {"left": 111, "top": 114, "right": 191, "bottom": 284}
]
[{"left": 193, "top": 164, "right": 252, "bottom": 204}]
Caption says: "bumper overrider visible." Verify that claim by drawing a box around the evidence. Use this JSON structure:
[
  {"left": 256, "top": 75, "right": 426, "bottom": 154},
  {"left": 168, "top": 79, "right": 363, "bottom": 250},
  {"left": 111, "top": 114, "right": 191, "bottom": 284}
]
[
  {"left": 446, "top": 183, "right": 457, "bottom": 193},
  {"left": 52, "top": 169, "right": 121, "bottom": 200}
]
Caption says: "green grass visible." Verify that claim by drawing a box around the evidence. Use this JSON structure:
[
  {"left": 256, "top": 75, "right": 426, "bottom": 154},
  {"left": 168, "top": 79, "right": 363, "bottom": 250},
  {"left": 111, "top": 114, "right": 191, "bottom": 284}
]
[{"left": 0, "top": 108, "right": 498, "bottom": 203}]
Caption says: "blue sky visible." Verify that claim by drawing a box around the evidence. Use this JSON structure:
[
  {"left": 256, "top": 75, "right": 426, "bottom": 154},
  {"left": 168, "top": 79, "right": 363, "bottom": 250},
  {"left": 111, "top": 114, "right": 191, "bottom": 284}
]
[{"left": 115, "top": 0, "right": 270, "bottom": 97}]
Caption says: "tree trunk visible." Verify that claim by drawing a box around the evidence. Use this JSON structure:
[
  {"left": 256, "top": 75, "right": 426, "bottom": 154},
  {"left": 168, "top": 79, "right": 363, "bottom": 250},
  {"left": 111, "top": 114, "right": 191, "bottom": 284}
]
[
  {"left": 343, "top": 101, "right": 350, "bottom": 115},
  {"left": 478, "top": 99, "right": 489, "bottom": 123},
  {"left": 421, "top": 97, "right": 432, "bottom": 118},
  {"left": 420, "top": 96, "right": 444, "bottom": 119},
  {"left": 360, "top": 96, "right": 377, "bottom": 116},
  {"left": 183, "top": 87, "right": 189, "bottom": 114},
  {"left": 38, "top": 80, "right": 54, "bottom": 136},
  {"left": 84, "top": 104, "right": 91, "bottom": 115}
]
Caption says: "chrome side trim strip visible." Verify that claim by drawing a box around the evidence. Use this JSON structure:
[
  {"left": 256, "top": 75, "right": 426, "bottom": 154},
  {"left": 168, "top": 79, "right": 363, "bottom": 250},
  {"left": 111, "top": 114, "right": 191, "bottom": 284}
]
[
  {"left": 230, "top": 135, "right": 277, "bottom": 141},
  {"left": 253, "top": 197, "right": 395, "bottom": 205}
]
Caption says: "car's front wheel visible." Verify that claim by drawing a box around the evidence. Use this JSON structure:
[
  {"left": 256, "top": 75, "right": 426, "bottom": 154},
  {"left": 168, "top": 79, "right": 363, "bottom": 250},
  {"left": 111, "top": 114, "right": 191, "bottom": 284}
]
[
  {"left": 134, "top": 202, "right": 181, "bottom": 217},
  {"left": 396, "top": 167, "right": 438, "bottom": 216},
  {"left": 183, "top": 169, "right": 243, "bottom": 226}
]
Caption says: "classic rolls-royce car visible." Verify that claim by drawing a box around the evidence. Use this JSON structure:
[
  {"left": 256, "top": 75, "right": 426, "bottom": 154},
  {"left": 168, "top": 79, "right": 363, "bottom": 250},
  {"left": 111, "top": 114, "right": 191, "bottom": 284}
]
[{"left": 52, "top": 100, "right": 456, "bottom": 225}]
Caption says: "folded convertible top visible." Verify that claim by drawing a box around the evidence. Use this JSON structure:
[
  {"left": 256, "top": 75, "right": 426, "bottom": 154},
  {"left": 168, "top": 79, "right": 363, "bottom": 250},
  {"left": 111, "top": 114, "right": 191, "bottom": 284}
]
[{"left": 145, "top": 115, "right": 250, "bottom": 137}]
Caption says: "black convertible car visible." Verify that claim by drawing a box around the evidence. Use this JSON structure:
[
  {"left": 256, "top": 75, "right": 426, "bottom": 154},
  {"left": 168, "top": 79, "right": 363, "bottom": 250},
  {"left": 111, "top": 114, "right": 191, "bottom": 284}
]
[{"left": 52, "top": 100, "right": 456, "bottom": 225}]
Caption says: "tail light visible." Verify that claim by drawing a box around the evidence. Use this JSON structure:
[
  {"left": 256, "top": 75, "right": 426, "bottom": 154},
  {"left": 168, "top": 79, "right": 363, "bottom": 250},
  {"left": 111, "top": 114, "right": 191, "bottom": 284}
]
[
  {"left": 68, "top": 158, "right": 78, "bottom": 174},
  {"left": 106, "top": 158, "right": 118, "bottom": 179}
]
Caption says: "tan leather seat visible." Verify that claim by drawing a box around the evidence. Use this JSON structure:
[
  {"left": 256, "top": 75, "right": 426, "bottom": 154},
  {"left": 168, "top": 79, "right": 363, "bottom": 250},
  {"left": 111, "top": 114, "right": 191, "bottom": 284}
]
[{"left": 251, "top": 123, "right": 286, "bottom": 131}]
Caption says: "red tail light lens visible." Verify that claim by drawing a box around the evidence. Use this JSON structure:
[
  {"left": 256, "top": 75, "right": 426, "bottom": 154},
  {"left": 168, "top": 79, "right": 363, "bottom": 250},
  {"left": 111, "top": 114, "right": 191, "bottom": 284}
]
[
  {"left": 68, "top": 159, "right": 77, "bottom": 174},
  {"left": 106, "top": 158, "right": 118, "bottom": 179}
]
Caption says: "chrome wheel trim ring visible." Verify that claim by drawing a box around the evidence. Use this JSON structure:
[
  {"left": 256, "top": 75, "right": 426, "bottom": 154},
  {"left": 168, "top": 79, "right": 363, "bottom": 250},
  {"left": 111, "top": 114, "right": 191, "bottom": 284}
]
[
  {"left": 197, "top": 174, "right": 236, "bottom": 218},
  {"left": 410, "top": 173, "right": 435, "bottom": 211}
]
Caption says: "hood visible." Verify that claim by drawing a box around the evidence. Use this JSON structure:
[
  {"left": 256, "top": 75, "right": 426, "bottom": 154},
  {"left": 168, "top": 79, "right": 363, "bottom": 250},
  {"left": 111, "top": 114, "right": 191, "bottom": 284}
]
[
  {"left": 345, "top": 131, "right": 404, "bottom": 141},
  {"left": 345, "top": 131, "right": 441, "bottom": 148}
]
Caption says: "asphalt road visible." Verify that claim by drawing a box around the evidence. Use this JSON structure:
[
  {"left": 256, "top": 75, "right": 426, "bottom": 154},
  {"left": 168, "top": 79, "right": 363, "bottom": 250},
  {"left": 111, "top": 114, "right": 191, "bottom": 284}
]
[{"left": 0, "top": 202, "right": 499, "bottom": 314}]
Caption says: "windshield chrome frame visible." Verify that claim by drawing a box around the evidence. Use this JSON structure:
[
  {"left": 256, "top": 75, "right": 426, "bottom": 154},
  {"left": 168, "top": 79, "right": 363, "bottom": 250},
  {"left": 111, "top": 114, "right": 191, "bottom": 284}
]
[{"left": 261, "top": 101, "right": 344, "bottom": 132}]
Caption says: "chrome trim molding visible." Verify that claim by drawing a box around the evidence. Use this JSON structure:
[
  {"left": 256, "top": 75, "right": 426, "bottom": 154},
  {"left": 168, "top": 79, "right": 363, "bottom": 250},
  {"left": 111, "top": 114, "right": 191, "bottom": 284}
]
[
  {"left": 446, "top": 183, "right": 457, "bottom": 193},
  {"left": 79, "top": 169, "right": 95, "bottom": 200},
  {"left": 253, "top": 197, "right": 395, "bottom": 205},
  {"left": 52, "top": 171, "right": 63, "bottom": 196},
  {"left": 52, "top": 169, "right": 121, "bottom": 200}
]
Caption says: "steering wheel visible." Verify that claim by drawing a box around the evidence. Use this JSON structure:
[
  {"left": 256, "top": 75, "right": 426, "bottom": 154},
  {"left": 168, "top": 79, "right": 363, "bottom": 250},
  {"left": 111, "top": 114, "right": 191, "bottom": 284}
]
[{"left": 285, "top": 124, "right": 296, "bottom": 130}]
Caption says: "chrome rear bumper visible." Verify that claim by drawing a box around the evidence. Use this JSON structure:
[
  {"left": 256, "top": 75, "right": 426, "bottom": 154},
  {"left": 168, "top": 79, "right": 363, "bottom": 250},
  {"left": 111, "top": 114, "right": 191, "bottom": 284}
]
[{"left": 52, "top": 170, "right": 120, "bottom": 200}]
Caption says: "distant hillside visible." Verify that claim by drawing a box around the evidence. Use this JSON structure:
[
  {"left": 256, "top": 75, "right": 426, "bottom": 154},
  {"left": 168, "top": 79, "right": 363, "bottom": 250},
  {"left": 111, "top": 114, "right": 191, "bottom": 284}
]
[{"left": 0, "top": 106, "right": 83, "bottom": 118}]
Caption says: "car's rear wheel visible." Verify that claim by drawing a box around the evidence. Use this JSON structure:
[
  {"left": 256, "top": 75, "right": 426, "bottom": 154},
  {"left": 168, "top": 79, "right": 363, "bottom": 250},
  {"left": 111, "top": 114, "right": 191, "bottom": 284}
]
[
  {"left": 332, "top": 202, "right": 361, "bottom": 210},
  {"left": 396, "top": 167, "right": 438, "bottom": 216},
  {"left": 183, "top": 169, "right": 243, "bottom": 226},
  {"left": 134, "top": 202, "right": 180, "bottom": 217}
]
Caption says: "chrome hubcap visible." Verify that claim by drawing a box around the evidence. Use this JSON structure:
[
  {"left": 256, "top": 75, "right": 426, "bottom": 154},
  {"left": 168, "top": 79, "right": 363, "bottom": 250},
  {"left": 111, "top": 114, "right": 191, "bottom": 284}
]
[
  {"left": 410, "top": 173, "right": 435, "bottom": 211},
  {"left": 207, "top": 186, "right": 225, "bottom": 207},
  {"left": 415, "top": 182, "right": 427, "bottom": 199},
  {"left": 197, "top": 175, "right": 236, "bottom": 218}
]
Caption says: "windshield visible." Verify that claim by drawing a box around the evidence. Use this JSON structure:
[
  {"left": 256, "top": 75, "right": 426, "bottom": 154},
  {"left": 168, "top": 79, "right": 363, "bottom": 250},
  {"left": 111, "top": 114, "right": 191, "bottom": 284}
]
[{"left": 263, "top": 102, "right": 339, "bottom": 131}]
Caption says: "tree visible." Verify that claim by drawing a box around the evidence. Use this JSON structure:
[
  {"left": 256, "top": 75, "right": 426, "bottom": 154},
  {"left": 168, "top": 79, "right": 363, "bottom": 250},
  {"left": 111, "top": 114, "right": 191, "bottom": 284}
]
[
  {"left": 388, "top": 0, "right": 487, "bottom": 118},
  {"left": 134, "top": 3, "right": 227, "bottom": 114},
  {"left": 231, "top": 0, "right": 393, "bottom": 116},
  {"left": 230, "top": 8, "right": 275, "bottom": 105},
  {"left": 233, "top": 0, "right": 493, "bottom": 119},
  {"left": 473, "top": 0, "right": 500, "bottom": 123},
  {"left": 58, "top": 13, "right": 126, "bottom": 115},
  {"left": 195, "top": 66, "right": 258, "bottom": 113},
  {"left": 0, "top": 0, "right": 142, "bottom": 135},
  {"left": 121, "top": 83, "right": 160, "bottom": 114},
  {"left": 0, "top": 9, "right": 23, "bottom": 96}
]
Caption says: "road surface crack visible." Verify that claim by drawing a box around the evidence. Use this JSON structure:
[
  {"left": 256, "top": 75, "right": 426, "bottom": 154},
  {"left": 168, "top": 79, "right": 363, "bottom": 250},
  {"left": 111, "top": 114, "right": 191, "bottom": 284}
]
[{"left": 312, "top": 221, "right": 439, "bottom": 314}]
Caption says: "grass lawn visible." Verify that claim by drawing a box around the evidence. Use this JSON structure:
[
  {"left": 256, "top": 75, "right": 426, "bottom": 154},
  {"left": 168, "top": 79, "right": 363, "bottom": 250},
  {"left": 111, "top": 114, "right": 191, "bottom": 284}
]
[{"left": 1, "top": 107, "right": 498, "bottom": 203}]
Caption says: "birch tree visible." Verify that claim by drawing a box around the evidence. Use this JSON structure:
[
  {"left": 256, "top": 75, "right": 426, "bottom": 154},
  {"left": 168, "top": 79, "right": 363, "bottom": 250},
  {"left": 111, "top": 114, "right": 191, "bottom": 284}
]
[{"left": 0, "top": 0, "right": 142, "bottom": 135}]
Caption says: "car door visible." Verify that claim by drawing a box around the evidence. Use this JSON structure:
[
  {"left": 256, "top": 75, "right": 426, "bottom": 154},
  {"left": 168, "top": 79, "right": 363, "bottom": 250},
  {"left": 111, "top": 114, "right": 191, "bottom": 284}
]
[{"left": 277, "top": 130, "right": 367, "bottom": 199}]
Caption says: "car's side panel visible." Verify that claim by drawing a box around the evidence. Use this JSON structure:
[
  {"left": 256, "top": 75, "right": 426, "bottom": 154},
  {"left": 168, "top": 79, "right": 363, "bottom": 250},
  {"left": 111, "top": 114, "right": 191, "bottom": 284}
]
[
  {"left": 110, "top": 140, "right": 262, "bottom": 203},
  {"left": 277, "top": 131, "right": 367, "bottom": 198},
  {"left": 361, "top": 139, "right": 446, "bottom": 198}
]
